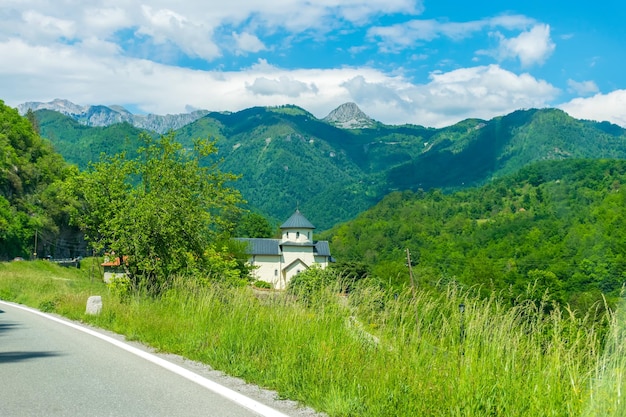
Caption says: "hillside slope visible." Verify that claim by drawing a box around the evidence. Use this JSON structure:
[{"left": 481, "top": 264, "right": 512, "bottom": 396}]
[
  {"left": 34, "top": 104, "right": 626, "bottom": 229},
  {"left": 0, "top": 102, "right": 81, "bottom": 259},
  {"left": 37, "top": 110, "right": 148, "bottom": 169},
  {"left": 325, "top": 158, "right": 626, "bottom": 311}
]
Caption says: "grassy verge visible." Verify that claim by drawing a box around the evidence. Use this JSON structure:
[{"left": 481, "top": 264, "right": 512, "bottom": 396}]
[{"left": 1, "top": 260, "right": 625, "bottom": 416}]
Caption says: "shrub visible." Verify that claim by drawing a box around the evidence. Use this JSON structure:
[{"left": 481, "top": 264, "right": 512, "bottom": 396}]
[
  {"left": 107, "top": 275, "right": 132, "bottom": 302},
  {"left": 252, "top": 280, "right": 272, "bottom": 289},
  {"left": 286, "top": 265, "right": 337, "bottom": 303}
]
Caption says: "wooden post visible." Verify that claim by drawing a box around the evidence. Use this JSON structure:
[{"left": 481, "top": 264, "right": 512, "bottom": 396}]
[
  {"left": 407, "top": 248, "right": 420, "bottom": 338},
  {"left": 406, "top": 248, "right": 416, "bottom": 296},
  {"left": 33, "top": 230, "right": 38, "bottom": 260}
]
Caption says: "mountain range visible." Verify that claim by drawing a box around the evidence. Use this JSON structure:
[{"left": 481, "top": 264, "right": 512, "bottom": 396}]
[
  {"left": 25, "top": 99, "right": 626, "bottom": 230},
  {"left": 18, "top": 99, "right": 209, "bottom": 134}
]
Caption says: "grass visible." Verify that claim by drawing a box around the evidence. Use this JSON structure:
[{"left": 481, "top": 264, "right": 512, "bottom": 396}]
[{"left": 1, "top": 260, "right": 626, "bottom": 416}]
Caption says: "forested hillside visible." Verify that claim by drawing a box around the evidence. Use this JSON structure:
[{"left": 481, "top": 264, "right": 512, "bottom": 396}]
[
  {"left": 325, "top": 158, "right": 626, "bottom": 311},
  {"left": 34, "top": 104, "right": 626, "bottom": 230},
  {"left": 0, "top": 102, "right": 81, "bottom": 260},
  {"left": 36, "top": 109, "right": 147, "bottom": 169}
]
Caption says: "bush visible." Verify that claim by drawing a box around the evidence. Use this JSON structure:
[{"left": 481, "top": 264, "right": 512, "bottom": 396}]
[
  {"left": 107, "top": 275, "right": 132, "bottom": 302},
  {"left": 286, "top": 265, "right": 337, "bottom": 303},
  {"left": 253, "top": 280, "right": 272, "bottom": 289}
]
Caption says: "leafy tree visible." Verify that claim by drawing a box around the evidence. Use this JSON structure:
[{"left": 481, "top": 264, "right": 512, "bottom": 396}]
[
  {"left": 25, "top": 109, "right": 40, "bottom": 135},
  {"left": 0, "top": 101, "right": 78, "bottom": 259},
  {"left": 69, "top": 132, "right": 245, "bottom": 290},
  {"left": 329, "top": 260, "right": 371, "bottom": 293},
  {"left": 234, "top": 212, "right": 275, "bottom": 238}
]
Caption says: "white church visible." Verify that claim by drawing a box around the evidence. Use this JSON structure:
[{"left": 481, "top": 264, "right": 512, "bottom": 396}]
[{"left": 237, "top": 210, "right": 333, "bottom": 289}]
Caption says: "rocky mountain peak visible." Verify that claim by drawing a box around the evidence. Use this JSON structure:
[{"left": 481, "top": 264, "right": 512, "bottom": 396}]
[
  {"left": 18, "top": 98, "right": 87, "bottom": 116},
  {"left": 323, "top": 102, "right": 376, "bottom": 129},
  {"left": 17, "top": 99, "right": 209, "bottom": 134}
]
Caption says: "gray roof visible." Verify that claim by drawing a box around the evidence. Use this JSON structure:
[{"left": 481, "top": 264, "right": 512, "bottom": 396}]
[
  {"left": 280, "top": 210, "right": 315, "bottom": 230},
  {"left": 314, "top": 241, "right": 331, "bottom": 257},
  {"left": 236, "top": 238, "right": 281, "bottom": 255},
  {"left": 236, "top": 238, "right": 331, "bottom": 257}
]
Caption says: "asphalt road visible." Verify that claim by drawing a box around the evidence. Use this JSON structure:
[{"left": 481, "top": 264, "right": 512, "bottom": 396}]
[{"left": 0, "top": 300, "right": 320, "bottom": 417}]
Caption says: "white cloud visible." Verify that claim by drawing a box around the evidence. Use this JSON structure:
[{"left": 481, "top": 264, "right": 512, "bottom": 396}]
[
  {"left": 138, "top": 5, "right": 220, "bottom": 61},
  {"left": 340, "top": 65, "right": 559, "bottom": 126},
  {"left": 21, "top": 10, "right": 76, "bottom": 40},
  {"left": 496, "top": 24, "right": 555, "bottom": 67},
  {"left": 1, "top": 2, "right": 618, "bottom": 130},
  {"left": 0, "top": 34, "right": 562, "bottom": 128},
  {"left": 2, "top": 1, "right": 421, "bottom": 61},
  {"left": 559, "top": 90, "right": 626, "bottom": 127},
  {"left": 567, "top": 79, "right": 599, "bottom": 96},
  {"left": 368, "top": 14, "right": 535, "bottom": 52},
  {"left": 233, "top": 32, "right": 266, "bottom": 55},
  {"left": 82, "top": 7, "right": 131, "bottom": 34},
  {"left": 247, "top": 76, "right": 318, "bottom": 97}
]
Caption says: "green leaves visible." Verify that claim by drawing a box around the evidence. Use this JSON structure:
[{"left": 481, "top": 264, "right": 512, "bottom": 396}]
[
  {"left": 0, "top": 101, "right": 77, "bottom": 259},
  {"left": 326, "top": 159, "right": 626, "bottom": 311},
  {"left": 234, "top": 212, "right": 274, "bottom": 238},
  {"left": 70, "top": 132, "right": 244, "bottom": 289}
]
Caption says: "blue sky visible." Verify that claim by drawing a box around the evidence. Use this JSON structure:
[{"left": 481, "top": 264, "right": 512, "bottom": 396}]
[{"left": 1, "top": 0, "right": 625, "bottom": 127}]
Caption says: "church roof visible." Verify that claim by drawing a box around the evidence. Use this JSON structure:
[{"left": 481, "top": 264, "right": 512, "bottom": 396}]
[
  {"left": 236, "top": 238, "right": 331, "bottom": 257},
  {"left": 236, "top": 238, "right": 281, "bottom": 255},
  {"left": 280, "top": 210, "right": 315, "bottom": 230}
]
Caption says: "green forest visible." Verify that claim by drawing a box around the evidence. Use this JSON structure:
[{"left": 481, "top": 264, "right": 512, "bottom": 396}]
[
  {"left": 325, "top": 159, "right": 626, "bottom": 312},
  {"left": 0, "top": 103, "right": 80, "bottom": 260},
  {"left": 34, "top": 104, "right": 626, "bottom": 231}
]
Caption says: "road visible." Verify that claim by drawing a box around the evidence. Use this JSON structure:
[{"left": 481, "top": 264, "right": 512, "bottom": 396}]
[{"left": 0, "top": 300, "right": 320, "bottom": 417}]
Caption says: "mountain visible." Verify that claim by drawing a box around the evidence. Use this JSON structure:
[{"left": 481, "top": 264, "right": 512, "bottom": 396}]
[
  {"left": 35, "top": 109, "right": 147, "bottom": 169},
  {"left": 30, "top": 103, "right": 626, "bottom": 230},
  {"left": 385, "top": 108, "right": 626, "bottom": 191},
  {"left": 323, "top": 102, "right": 377, "bottom": 129},
  {"left": 323, "top": 158, "right": 626, "bottom": 311},
  {"left": 174, "top": 105, "right": 379, "bottom": 229},
  {"left": 18, "top": 99, "right": 209, "bottom": 134}
]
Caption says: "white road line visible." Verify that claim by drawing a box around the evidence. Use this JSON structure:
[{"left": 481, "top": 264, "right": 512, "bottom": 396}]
[{"left": 0, "top": 300, "right": 292, "bottom": 417}]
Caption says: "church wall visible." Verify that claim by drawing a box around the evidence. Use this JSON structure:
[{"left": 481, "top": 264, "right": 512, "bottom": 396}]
[
  {"left": 250, "top": 255, "right": 284, "bottom": 289},
  {"left": 281, "top": 245, "right": 316, "bottom": 270}
]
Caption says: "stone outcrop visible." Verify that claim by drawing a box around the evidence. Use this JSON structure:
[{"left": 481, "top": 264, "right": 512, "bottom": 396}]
[{"left": 322, "top": 102, "right": 377, "bottom": 129}]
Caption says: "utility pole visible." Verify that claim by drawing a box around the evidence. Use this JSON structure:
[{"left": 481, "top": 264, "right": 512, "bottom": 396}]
[
  {"left": 33, "top": 230, "right": 38, "bottom": 260},
  {"left": 406, "top": 248, "right": 416, "bottom": 297},
  {"left": 459, "top": 303, "right": 466, "bottom": 357},
  {"left": 406, "top": 248, "right": 420, "bottom": 337}
]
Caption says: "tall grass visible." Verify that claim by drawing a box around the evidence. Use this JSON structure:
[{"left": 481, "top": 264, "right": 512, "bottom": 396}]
[{"left": 1, "top": 261, "right": 625, "bottom": 416}]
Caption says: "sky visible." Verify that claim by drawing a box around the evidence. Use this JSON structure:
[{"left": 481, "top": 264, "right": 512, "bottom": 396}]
[{"left": 1, "top": 0, "right": 625, "bottom": 128}]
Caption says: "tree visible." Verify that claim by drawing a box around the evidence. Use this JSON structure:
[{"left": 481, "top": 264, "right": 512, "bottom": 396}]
[
  {"left": 69, "top": 132, "right": 245, "bottom": 290},
  {"left": 0, "top": 101, "right": 78, "bottom": 260},
  {"left": 25, "top": 109, "right": 40, "bottom": 135},
  {"left": 234, "top": 212, "right": 274, "bottom": 238}
]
